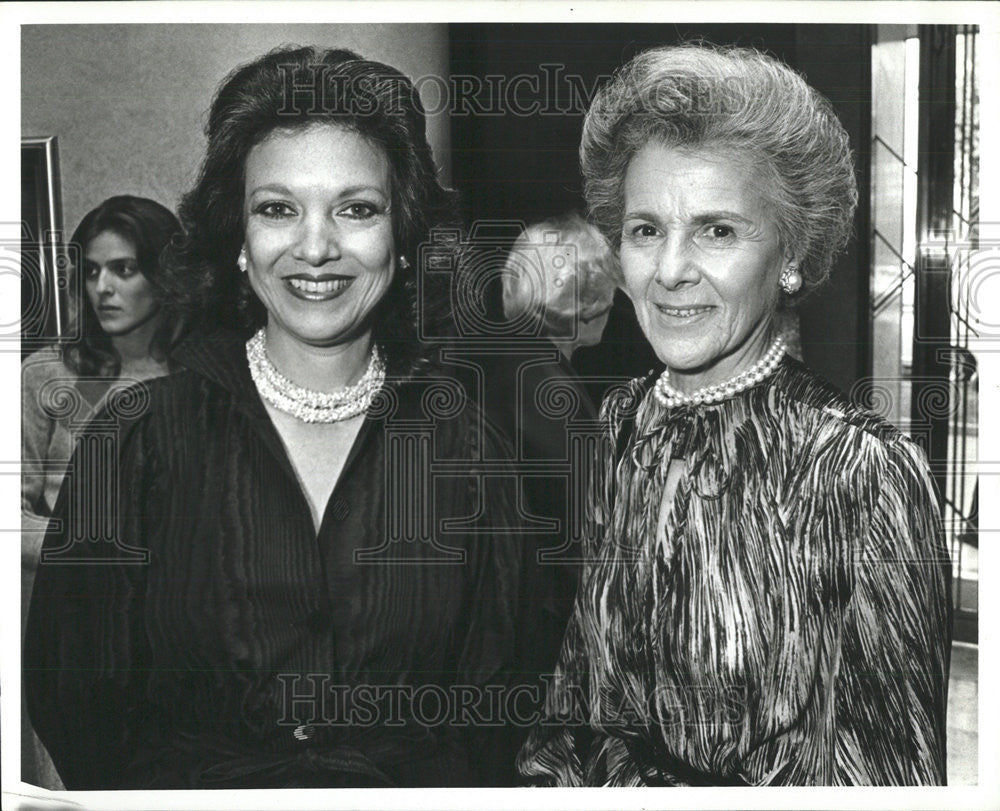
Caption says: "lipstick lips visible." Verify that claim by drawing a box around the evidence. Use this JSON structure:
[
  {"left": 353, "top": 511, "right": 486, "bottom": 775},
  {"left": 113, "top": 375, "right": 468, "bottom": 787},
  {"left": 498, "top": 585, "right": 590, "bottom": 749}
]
[
  {"left": 283, "top": 273, "right": 353, "bottom": 282},
  {"left": 282, "top": 273, "right": 355, "bottom": 301}
]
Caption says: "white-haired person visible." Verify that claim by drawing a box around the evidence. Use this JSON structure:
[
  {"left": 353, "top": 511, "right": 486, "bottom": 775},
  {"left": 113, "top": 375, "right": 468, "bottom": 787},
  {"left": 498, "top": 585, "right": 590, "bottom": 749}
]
[
  {"left": 501, "top": 212, "right": 618, "bottom": 363},
  {"left": 518, "top": 43, "right": 950, "bottom": 786},
  {"left": 499, "top": 212, "right": 626, "bottom": 414},
  {"left": 459, "top": 214, "right": 621, "bottom": 693}
]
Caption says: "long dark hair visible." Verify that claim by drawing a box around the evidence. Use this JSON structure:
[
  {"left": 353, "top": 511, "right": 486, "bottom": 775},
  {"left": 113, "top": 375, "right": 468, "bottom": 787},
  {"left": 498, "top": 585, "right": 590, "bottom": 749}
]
[
  {"left": 163, "top": 45, "right": 459, "bottom": 377},
  {"left": 62, "top": 195, "right": 183, "bottom": 377}
]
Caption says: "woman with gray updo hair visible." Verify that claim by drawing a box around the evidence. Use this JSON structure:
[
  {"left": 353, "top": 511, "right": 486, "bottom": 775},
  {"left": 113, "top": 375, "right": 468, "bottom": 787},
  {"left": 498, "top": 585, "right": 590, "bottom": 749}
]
[
  {"left": 519, "top": 43, "right": 950, "bottom": 786},
  {"left": 580, "top": 43, "right": 858, "bottom": 298}
]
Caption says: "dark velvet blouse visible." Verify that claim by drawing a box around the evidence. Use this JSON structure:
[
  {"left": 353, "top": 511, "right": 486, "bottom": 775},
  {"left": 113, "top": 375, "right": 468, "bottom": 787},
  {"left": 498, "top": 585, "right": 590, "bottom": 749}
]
[{"left": 25, "top": 331, "right": 558, "bottom": 789}]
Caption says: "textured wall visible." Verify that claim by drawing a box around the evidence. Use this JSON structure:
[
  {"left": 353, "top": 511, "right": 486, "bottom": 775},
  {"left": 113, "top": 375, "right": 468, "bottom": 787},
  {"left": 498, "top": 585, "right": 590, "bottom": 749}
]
[{"left": 21, "top": 24, "right": 451, "bottom": 235}]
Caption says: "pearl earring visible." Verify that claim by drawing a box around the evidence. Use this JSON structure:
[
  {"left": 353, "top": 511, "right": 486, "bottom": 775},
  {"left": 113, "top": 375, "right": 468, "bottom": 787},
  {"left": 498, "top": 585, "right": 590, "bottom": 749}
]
[
  {"left": 779, "top": 264, "right": 802, "bottom": 294},
  {"left": 237, "top": 247, "right": 248, "bottom": 273},
  {"left": 399, "top": 255, "right": 411, "bottom": 270}
]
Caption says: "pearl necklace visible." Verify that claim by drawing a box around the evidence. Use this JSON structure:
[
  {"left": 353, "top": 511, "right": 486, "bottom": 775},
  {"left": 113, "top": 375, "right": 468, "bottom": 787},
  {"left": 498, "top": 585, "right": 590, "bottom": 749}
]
[
  {"left": 246, "top": 329, "right": 385, "bottom": 423},
  {"left": 653, "top": 334, "right": 787, "bottom": 409}
]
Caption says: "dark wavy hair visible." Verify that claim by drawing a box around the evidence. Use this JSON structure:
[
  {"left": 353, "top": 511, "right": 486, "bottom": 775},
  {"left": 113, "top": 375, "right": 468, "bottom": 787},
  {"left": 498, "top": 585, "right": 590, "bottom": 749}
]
[
  {"left": 162, "top": 45, "right": 459, "bottom": 377},
  {"left": 61, "top": 195, "right": 183, "bottom": 376}
]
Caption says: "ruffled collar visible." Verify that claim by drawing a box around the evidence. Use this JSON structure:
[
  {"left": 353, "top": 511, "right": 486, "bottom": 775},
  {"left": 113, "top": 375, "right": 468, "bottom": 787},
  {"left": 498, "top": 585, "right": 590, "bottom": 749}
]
[{"left": 621, "top": 356, "right": 796, "bottom": 502}]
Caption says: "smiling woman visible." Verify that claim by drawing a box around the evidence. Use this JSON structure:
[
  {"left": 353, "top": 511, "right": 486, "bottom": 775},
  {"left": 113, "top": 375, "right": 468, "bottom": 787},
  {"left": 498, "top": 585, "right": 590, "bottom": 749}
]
[
  {"left": 236, "top": 123, "right": 401, "bottom": 525},
  {"left": 619, "top": 144, "right": 789, "bottom": 387},
  {"left": 519, "top": 43, "right": 952, "bottom": 787},
  {"left": 243, "top": 125, "right": 396, "bottom": 357},
  {"left": 24, "top": 46, "right": 555, "bottom": 790}
]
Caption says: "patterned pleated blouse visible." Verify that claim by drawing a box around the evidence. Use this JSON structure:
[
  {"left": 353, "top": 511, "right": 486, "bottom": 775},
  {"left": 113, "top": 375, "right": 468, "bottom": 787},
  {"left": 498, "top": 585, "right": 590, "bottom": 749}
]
[{"left": 518, "top": 356, "right": 951, "bottom": 786}]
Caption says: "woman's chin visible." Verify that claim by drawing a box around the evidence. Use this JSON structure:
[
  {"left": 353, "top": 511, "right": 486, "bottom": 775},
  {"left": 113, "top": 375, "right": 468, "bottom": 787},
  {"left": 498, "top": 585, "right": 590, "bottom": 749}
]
[
  {"left": 651, "top": 341, "right": 718, "bottom": 376},
  {"left": 286, "top": 332, "right": 368, "bottom": 351},
  {"left": 263, "top": 303, "right": 351, "bottom": 343},
  {"left": 662, "top": 361, "right": 712, "bottom": 381}
]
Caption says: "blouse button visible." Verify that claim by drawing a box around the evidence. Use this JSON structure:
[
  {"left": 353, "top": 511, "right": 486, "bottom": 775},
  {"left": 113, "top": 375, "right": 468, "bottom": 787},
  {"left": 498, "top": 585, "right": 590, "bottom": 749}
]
[{"left": 293, "top": 724, "right": 316, "bottom": 741}]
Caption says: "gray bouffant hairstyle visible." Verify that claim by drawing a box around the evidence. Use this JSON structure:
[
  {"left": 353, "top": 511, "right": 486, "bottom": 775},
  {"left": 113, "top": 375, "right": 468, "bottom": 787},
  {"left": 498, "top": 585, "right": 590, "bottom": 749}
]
[{"left": 580, "top": 43, "right": 858, "bottom": 298}]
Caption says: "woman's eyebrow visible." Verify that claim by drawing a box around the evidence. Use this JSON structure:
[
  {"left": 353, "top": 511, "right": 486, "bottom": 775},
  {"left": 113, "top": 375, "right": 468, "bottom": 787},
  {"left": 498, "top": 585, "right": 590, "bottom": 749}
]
[
  {"left": 691, "top": 210, "right": 754, "bottom": 225},
  {"left": 622, "top": 208, "right": 660, "bottom": 221},
  {"left": 247, "top": 183, "right": 388, "bottom": 199},
  {"left": 246, "top": 183, "right": 293, "bottom": 197},
  {"left": 335, "top": 184, "right": 388, "bottom": 199},
  {"left": 622, "top": 209, "right": 755, "bottom": 226}
]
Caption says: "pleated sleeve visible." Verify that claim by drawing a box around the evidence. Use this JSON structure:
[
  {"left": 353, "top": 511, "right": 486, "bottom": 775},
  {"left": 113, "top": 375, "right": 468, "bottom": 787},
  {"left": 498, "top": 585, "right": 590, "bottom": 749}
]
[
  {"left": 516, "top": 384, "right": 632, "bottom": 786},
  {"left": 753, "top": 429, "right": 952, "bottom": 786},
  {"left": 828, "top": 435, "right": 951, "bottom": 785}
]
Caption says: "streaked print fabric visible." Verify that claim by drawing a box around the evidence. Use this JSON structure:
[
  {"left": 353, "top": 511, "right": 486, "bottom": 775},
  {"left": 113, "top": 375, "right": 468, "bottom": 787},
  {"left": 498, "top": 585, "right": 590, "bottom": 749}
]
[{"left": 518, "top": 356, "right": 951, "bottom": 786}]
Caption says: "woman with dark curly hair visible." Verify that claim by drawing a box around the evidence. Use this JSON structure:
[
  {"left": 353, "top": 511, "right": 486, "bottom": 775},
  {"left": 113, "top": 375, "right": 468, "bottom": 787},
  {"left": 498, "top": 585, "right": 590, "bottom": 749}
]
[
  {"left": 26, "top": 46, "right": 544, "bottom": 789},
  {"left": 518, "top": 43, "right": 951, "bottom": 786}
]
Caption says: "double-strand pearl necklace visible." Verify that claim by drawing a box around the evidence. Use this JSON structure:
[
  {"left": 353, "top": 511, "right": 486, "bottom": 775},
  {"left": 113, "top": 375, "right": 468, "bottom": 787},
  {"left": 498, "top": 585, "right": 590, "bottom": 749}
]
[
  {"left": 653, "top": 333, "right": 787, "bottom": 409},
  {"left": 246, "top": 329, "right": 385, "bottom": 423}
]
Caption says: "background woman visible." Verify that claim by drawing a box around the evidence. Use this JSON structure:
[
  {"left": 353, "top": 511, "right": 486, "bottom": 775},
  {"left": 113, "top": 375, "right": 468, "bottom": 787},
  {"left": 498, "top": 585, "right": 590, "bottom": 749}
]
[
  {"left": 25, "top": 46, "right": 544, "bottom": 790},
  {"left": 518, "top": 43, "right": 951, "bottom": 786},
  {"left": 22, "top": 195, "right": 181, "bottom": 555},
  {"left": 21, "top": 194, "right": 181, "bottom": 789}
]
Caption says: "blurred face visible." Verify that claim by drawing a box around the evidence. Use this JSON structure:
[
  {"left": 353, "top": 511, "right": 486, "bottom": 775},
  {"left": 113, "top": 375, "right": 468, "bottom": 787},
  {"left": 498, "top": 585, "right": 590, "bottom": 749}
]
[
  {"left": 619, "top": 142, "right": 790, "bottom": 390},
  {"left": 573, "top": 246, "right": 617, "bottom": 348},
  {"left": 513, "top": 234, "right": 615, "bottom": 350},
  {"left": 83, "top": 231, "right": 162, "bottom": 337},
  {"left": 243, "top": 124, "right": 396, "bottom": 348}
]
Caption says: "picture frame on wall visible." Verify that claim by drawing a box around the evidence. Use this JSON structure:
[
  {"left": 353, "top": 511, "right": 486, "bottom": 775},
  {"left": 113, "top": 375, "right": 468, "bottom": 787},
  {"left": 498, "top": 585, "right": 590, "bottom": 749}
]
[{"left": 21, "top": 135, "right": 70, "bottom": 358}]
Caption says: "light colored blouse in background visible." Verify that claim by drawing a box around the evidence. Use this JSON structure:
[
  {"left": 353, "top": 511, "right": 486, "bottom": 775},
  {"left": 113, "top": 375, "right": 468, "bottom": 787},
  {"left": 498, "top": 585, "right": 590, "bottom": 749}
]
[
  {"left": 22, "top": 347, "right": 112, "bottom": 533},
  {"left": 22, "top": 346, "right": 170, "bottom": 546}
]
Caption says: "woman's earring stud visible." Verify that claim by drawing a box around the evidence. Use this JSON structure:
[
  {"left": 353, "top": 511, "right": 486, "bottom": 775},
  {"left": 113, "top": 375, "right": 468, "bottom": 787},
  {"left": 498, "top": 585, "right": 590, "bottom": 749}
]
[
  {"left": 399, "top": 255, "right": 411, "bottom": 270},
  {"left": 779, "top": 264, "right": 802, "bottom": 294},
  {"left": 237, "top": 247, "right": 248, "bottom": 273}
]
